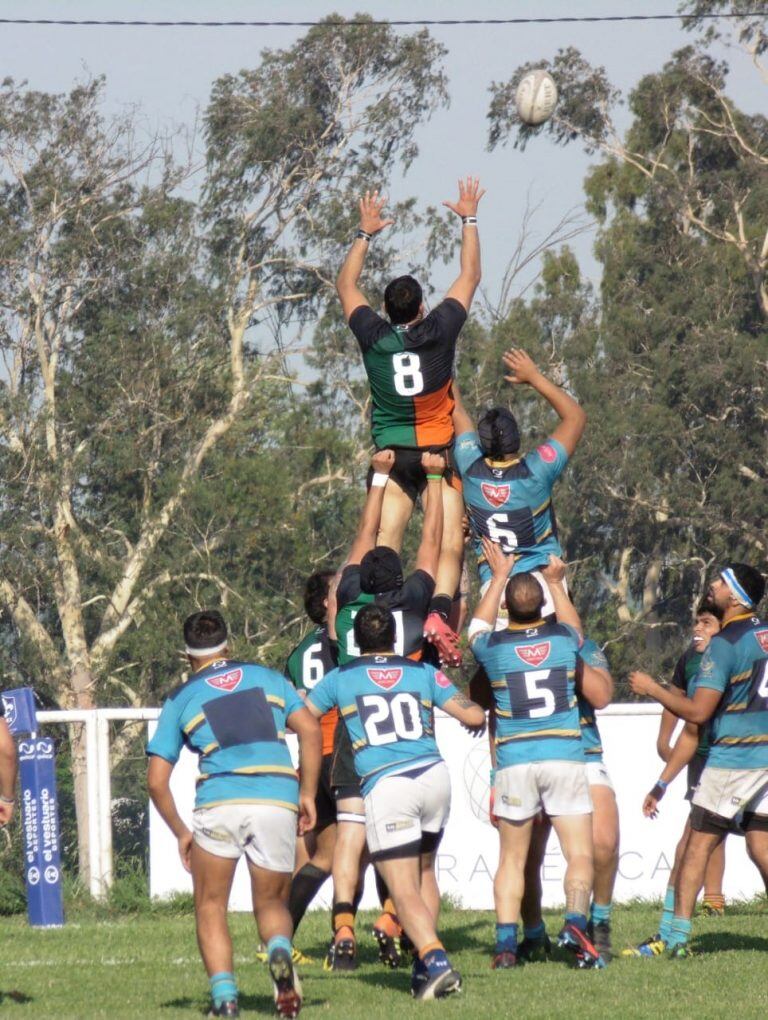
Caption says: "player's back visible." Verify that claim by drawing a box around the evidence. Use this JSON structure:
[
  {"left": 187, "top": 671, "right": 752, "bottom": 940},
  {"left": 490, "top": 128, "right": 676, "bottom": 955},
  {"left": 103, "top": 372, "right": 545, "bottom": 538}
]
[
  {"left": 472, "top": 622, "right": 582, "bottom": 768},
  {"left": 348, "top": 299, "right": 466, "bottom": 449},
  {"left": 703, "top": 615, "right": 768, "bottom": 770},
  {"left": 321, "top": 654, "right": 448, "bottom": 795},
  {"left": 453, "top": 431, "right": 568, "bottom": 576},
  {"left": 286, "top": 625, "right": 339, "bottom": 756},
  {"left": 149, "top": 658, "right": 301, "bottom": 809}
]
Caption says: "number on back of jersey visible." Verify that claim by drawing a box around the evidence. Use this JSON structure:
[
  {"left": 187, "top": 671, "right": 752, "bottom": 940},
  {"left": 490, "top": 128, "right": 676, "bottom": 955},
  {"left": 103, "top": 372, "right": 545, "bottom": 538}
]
[
  {"left": 301, "top": 642, "right": 325, "bottom": 689},
  {"left": 506, "top": 667, "right": 570, "bottom": 719},
  {"left": 357, "top": 691, "right": 424, "bottom": 746},
  {"left": 392, "top": 352, "right": 424, "bottom": 396}
]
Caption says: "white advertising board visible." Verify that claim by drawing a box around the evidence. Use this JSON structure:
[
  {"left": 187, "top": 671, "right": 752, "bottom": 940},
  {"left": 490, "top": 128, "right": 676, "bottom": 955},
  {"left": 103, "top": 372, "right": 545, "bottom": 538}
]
[{"left": 148, "top": 707, "right": 764, "bottom": 910}]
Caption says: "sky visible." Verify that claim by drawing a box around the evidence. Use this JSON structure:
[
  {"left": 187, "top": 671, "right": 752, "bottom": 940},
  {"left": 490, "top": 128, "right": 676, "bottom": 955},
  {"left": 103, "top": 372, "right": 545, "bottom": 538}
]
[{"left": 0, "top": 1, "right": 761, "bottom": 303}]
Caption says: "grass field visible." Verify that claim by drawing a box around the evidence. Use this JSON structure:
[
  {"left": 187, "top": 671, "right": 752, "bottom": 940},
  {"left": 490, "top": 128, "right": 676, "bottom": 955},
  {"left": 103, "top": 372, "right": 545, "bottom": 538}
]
[{"left": 1, "top": 899, "right": 767, "bottom": 1019}]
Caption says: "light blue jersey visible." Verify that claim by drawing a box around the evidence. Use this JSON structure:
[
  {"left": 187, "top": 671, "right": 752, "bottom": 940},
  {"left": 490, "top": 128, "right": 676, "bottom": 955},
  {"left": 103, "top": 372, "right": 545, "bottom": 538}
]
[
  {"left": 453, "top": 431, "right": 568, "bottom": 583},
  {"left": 307, "top": 654, "right": 459, "bottom": 795},
  {"left": 147, "top": 658, "right": 303, "bottom": 810},
  {"left": 694, "top": 614, "right": 768, "bottom": 770},
  {"left": 577, "top": 638, "right": 609, "bottom": 761},
  {"left": 471, "top": 621, "right": 583, "bottom": 769}
]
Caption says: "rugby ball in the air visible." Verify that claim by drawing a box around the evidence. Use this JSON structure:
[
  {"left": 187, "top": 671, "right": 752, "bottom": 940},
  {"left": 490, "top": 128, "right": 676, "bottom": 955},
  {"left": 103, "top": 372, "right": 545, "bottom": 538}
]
[{"left": 515, "top": 70, "right": 558, "bottom": 126}]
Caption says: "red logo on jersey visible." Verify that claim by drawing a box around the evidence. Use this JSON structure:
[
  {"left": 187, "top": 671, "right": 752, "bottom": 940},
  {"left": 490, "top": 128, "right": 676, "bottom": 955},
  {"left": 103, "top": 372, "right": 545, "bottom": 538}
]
[
  {"left": 481, "top": 482, "right": 510, "bottom": 508},
  {"left": 435, "top": 670, "right": 452, "bottom": 689},
  {"left": 367, "top": 668, "right": 402, "bottom": 690},
  {"left": 515, "top": 642, "right": 551, "bottom": 667},
  {"left": 206, "top": 668, "right": 243, "bottom": 692},
  {"left": 537, "top": 443, "right": 557, "bottom": 463},
  {"left": 755, "top": 630, "right": 768, "bottom": 654}
]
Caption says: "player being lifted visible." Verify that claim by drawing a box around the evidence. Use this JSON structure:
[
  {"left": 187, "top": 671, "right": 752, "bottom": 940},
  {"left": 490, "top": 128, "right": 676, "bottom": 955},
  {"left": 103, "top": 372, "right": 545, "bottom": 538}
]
[
  {"left": 325, "top": 448, "right": 445, "bottom": 971},
  {"left": 453, "top": 348, "right": 586, "bottom": 618},
  {"left": 630, "top": 564, "right": 768, "bottom": 957},
  {"left": 336, "top": 178, "right": 485, "bottom": 665},
  {"left": 306, "top": 603, "right": 486, "bottom": 999}
]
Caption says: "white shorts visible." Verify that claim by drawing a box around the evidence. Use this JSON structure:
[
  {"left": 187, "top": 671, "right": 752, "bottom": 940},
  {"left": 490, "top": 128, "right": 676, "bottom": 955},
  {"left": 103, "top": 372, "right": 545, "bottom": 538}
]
[
  {"left": 364, "top": 761, "right": 451, "bottom": 860},
  {"left": 586, "top": 760, "right": 614, "bottom": 791},
  {"left": 192, "top": 802, "right": 296, "bottom": 872},
  {"left": 480, "top": 572, "right": 565, "bottom": 628},
  {"left": 496, "top": 761, "right": 592, "bottom": 822},
  {"left": 692, "top": 767, "right": 768, "bottom": 821}
]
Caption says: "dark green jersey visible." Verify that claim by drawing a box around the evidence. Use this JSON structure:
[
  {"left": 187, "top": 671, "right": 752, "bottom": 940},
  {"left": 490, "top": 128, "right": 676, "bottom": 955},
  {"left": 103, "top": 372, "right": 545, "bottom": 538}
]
[
  {"left": 672, "top": 646, "right": 708, "bottom": 757},
  {"left": 285, "top": 626, "right": 337, "bottom": 693}
]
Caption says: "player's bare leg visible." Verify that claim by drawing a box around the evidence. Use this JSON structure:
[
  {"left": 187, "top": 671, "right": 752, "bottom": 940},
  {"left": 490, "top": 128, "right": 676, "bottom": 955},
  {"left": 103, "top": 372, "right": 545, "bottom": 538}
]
[
  {"left": 248, "top": 861, "right": 302, "bottom": 1019},
  {"left": 550, "top": 813, "right": 603, "bottom": 968},
  {"left": 326, "top": 799, "right": 367, "bottom": 971},
  {"left": 192, "top": 843, "right": 238, "bottom": 987},
  {"left": 519, "top": 814, "right": 551, "bottom": 960},
  {"left": 376, "top": 475, "right": 412, "bottom": 553},
  {"left": 493, "top": 816, "right": 534, "bottom": 967},
  {"left": 425, "top": 481, "right": 465, "bottom": 666},
  {"left": 589, "top": 784, "right": 619, "bottom": 959},
  {"left": 420, "top": 850, "right": 441, "bottom": 924},
  {"left": 701, "top": 838, "right": 727, "bottom": 914},
  {"left": 375, "top": 854, "right": 461, "bottom": 1000},
  {"left": 744, "top": 827, "right": 768, "bottom": 894},
  {"left": 667, "top": 828, "right": 725, "bottom": 956}
]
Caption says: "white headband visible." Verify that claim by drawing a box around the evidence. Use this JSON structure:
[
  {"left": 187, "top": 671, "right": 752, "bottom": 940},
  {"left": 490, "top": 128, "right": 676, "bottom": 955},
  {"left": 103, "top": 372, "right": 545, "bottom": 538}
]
[
  {"left": 720, "top": 568, "right": 753, "bottom": 608},
  {"left": 185, "top": 639, "right": 228, "bottom": 657}
]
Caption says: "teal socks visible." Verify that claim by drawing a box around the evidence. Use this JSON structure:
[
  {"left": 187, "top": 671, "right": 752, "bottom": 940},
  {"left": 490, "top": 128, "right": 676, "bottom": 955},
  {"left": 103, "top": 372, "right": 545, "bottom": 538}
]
[
  {"left": 590, "top": 902, "right": 612, "bottom": 925},
  {"left": 267, "top": 934, "right": 293, "bottom": 960},
  {"left": 495, "top": 922, "right": 519, "bottom": 953},
  {"left": 659, "top": 885, "right": 676, "bottom": 943},
  {"left": 210, "top": 972, "right": 237, "bottom": 1008},
  {"left": 667, "top": 916, "right": 692, "bottom": 949}
]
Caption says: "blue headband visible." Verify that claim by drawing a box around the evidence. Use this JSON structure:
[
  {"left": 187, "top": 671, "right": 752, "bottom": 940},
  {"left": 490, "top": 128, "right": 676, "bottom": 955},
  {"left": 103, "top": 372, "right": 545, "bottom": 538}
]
[{"left": 720, "top": 568, "right": 753, "bottom": 608}]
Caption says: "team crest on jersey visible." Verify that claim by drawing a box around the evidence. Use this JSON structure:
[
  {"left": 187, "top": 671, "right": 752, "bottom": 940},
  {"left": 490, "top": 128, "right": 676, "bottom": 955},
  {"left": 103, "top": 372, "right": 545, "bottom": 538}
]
[
  {"left": 755, "top": 630, "right": 768, "bottom": 654},
  {"left": 515, "top": 642, "right": 551, "bottom": 667},
  {"left": 537, "top": 443, "right": 557, "bottom": 463},
  {"left": 481, "top": 482, "right": 510, "bottom": 509},
  {"left": 206, "top": 668, "right": 243, "bottom": 692},
  {"left": 435, "top": 670, "right": 451, "bottom": 689},
  {"left": 367, "top": 667, "right": 402, "bottom": 690}
]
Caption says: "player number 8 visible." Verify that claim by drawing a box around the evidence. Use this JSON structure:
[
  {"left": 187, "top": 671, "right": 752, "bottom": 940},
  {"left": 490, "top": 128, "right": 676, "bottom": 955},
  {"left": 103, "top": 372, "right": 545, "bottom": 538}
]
[{"left": 392, "top": 352, "right": 424, "bottom": 396}]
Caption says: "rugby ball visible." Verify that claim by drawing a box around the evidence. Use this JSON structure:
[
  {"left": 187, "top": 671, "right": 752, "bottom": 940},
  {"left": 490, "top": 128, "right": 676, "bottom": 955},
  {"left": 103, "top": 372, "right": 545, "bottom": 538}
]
[{"left": 515, "top": 70, "right": 558, "bottom": 126}]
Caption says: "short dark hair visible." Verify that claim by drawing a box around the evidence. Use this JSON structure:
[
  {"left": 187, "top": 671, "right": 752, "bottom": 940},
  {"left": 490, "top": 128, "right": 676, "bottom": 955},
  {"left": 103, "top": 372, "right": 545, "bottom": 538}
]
[
  {"left": 183, "top": 610, "right": 227, "bottom": 653},
  {"left": 384, "top": 275, "right": 423, "bottom": 325},
  {"left": 696, "top": 596, "right": 721, "bottom": 620},
  {"left": 724, "top": 562, "right": 766, "bottom": 608},
  {"left": 303, "top": 570, "right": 335, "bottom": 625},
  {"left": 354, "top": 603, "right": 396, "bottom": 653},
  {"left": 505, "top": 573, "right": 544, "bottom": 623}
]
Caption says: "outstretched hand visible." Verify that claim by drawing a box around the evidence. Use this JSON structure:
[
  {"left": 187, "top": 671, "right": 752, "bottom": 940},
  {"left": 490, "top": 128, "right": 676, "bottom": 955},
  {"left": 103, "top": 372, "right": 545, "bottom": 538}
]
[
  {"left": 481, "top": 534, "right": 514, "bottom": 581},
  {"left": 359, "top": 190, "right": 394, "bottom": 235},
  {"left": 503, "top": 348, "right": 540, "bottom": 385},
  {"left": 443, "top": 176, "right": 485, "bottom": 218}
]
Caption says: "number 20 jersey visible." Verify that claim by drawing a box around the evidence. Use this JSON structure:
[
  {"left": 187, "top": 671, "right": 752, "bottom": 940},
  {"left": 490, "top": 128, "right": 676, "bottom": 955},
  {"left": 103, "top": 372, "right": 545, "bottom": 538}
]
[
  {"left": 471, "top": 622, "right": 583, "bottom": 769},
  {"left": 348, "top": 299, "right": 466, "bottom": 449},
  {"left": 307, "top": 654, "right": 459, "bottom": 796},
  {"left": 453, "top": 430, "right": 568, "bottom": 582}
]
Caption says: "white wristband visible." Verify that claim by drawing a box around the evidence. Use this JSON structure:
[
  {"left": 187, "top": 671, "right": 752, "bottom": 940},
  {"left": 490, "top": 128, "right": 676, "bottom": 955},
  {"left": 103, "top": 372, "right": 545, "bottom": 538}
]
[{"left": 371, "top": 472, "right": 389, "bottom": 488}]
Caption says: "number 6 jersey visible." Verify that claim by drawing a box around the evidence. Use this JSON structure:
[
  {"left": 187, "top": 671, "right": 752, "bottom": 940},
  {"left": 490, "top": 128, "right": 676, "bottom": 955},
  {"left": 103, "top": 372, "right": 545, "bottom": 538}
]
[
  {"left": 307, "top": 654, "right": 459, "bottom": 795},
  {"left": 348, "top": 299, "right": 466, "bottom": 449},
  {"left": 470, "top": 621, "right": 584, "bottom": 769}
]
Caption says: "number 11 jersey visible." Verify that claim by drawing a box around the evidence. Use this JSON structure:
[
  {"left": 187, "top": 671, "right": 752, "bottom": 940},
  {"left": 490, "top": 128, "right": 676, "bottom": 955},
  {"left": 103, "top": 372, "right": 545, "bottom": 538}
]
[
  {"left": 349, "top": 299, "right": 466, "bottom": 449},
  {"left": 307, "top": 654, "right": 459, "bottom": 795}
]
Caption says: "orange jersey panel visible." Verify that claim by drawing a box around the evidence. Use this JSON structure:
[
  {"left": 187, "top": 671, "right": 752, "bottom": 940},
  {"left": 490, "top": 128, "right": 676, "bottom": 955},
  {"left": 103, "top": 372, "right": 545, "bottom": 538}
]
[
  {"left": 413, "top": 380, "right": 455, "bottom": 447},
  {"left": 320, "top": 707, "right": 339, "bottom": 756}
]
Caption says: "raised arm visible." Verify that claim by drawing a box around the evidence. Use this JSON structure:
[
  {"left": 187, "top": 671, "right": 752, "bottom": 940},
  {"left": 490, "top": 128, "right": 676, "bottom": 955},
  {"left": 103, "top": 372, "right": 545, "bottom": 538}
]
[
  {"left": 503, "top": 349, "right": 586, "bottom": 457},
  {"left": 346, "top": 449, "right": 395, "bottom": 566},
  {"left": 451, "top": 381, "right": 475, "bottom": 438},
  {"left": 470, "top": 536, "right": 514, "bottom": 633},
  {"left": 413, "top": 451, "right": 446, "bottom": 579},
  {"left": 629, "top": 670, "right": 722, "bottom": 725},
  {"left": 539, "top": 555, "right": 582, "bottom": 635},
  {"left": 444, "top": 177, "right": 485, "bottom": 312},
  {"left": 336, "top": 190, "right": 394, "bottom": 322}
]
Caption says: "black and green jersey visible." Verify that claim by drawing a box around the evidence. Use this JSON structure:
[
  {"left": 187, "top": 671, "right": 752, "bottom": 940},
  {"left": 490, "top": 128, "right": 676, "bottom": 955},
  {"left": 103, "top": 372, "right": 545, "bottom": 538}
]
[
  {"left": 285, "top": 626, "right": 337, "bottom": 693},
  {"left": 348, "top": 299, "right": 466, "bottom": 449},
  {"left": 671, "top": 646, "right": 709, "bottom": 757}
]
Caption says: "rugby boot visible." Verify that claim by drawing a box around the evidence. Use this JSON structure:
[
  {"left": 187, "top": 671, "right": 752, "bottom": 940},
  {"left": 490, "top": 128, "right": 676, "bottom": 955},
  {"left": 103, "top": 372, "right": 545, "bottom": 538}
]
[
  {"left": 491, "top": 949, "right": 520, "bottom": 969},
  {"left": 269, "top": 946, "right": 303, "bottom": 1019},
  {"left": 373, "top": 912, "right": 404, "bottom": 969},
  {"left": 667, "top": 942, "right": 695, "bottom": 959},
  {"left": 424, "top": 612, "right": 463, "bottom": 667},
  {"left": 324, "top": 933, "right": 358, "bottom": 972},
  {"left": 517, "top": 932, "right": 552, "bottom": 963},
  {"left": 208, "top": 1003, "right": 239, "bottom": 1018},
  {"left": 413, "top": 965, "right": 462, "bottom": 1000},
  {"left": 557, "top": 922, "right": 606, "bottom": 970},
  {"left": 588, "top": 919, "right": 613, "bottom": 962},
  {"left": 620, "top": 934, "right": 666, "bottom": 959}
]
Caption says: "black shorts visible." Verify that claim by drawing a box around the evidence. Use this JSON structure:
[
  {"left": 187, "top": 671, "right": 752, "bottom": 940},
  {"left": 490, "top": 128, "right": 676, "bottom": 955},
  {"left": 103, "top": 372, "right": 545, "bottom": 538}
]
[
  {"left": 685, "top": 754, "right": 706, "bottom": 802},
  {"left": 330, "top": 724, "right": 361, "bottom": 800},
  {"left": 315, "top": 754, "right": 337, "bottom": 832},
  {"left": 367, "top": 447, "right": 461, "bottom": 503}
]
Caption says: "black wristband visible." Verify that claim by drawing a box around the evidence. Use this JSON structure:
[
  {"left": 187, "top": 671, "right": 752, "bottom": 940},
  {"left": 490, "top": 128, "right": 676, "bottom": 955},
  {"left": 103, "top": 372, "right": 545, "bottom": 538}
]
[
  {"left": 356, "top": 229, "right": 372, "bottom": 241},
  {"left": 461, "top": 215, "right": 478, "bottom": 225},
  {"left": 649, "top": 782, "right": 667, "bottom": 802}
]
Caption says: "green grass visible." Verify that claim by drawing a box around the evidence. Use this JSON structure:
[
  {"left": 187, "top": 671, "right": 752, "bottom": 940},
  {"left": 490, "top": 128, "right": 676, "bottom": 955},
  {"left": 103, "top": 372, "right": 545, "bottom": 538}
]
[{"left": 1, "top": 900, "right": 768, "bottom": 1019}]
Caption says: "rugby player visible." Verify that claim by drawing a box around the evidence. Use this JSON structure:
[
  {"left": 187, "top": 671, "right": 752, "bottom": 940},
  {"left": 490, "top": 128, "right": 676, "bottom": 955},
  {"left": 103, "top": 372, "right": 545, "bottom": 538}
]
[
  {"left": 306, "top": 602, "right": 486, "bottom": 999},
  {"left": 325, "top": 448, "right": 445, "bottom": 970},
  {"left": 284, "top": 571, "right": 338, "bottom": 950},
  {"left": 629, "top": 563, "right": 768, "bottom": 956},
  {"left": 0, "top": 696, "right": 17, "bottom": 828},
  {"left": 469, "top": 540, "right": 609, "bottom": 970},
  {"left": 623, "top": 600, "right": 723, "bottom": 957},
  {"left": 452, "top": 348, "right": 586, "bottom": 619},
  {"left": 147, "top": 611, "right": 322, "bottom": 1018},
  {"left": 335, "top": 179, "right": 485, "bottom": 665}
]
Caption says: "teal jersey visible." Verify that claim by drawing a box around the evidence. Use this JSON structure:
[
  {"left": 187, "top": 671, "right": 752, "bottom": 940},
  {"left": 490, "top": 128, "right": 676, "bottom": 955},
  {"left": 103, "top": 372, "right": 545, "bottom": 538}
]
[
  {"left": 577, "top": 638, "right": 609, "bottom": 760},
  {"left": 471, "top": 621, "right": 583, "bottom": 769},
  {"left": 453, "top": 431, "right": 567, "bottom": 582},
  {"left": 147, "top": 658, "right": 303, "bottom": 810},
  {"left": 671, "top": 646, "right": 708, "bottom": 758},
  {"left": 307, "top": 654, "right": 459, "bottom": 796},
  {"left": 694, "top": 614, "right": 768, "bottom": 770}
]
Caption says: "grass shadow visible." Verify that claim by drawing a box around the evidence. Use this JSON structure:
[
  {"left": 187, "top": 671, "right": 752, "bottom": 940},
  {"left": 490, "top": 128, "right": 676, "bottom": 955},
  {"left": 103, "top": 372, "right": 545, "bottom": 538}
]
[
  {"left": 161, "top": 992, "right": 326, "bottom": 1015},
  {"left": 694, "top": 931, "right": 768, "bottom": 954},
  {"left": 0, "top": 991, "right": 34, "bottom": 1005}
]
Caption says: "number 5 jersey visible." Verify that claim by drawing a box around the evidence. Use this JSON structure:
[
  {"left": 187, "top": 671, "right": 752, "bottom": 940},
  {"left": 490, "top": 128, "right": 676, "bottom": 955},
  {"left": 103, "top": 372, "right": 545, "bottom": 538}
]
[
  {"left": 307, "top": 655, "right": 460, "bottom": 795},
  {"left": 348, "top": 299, "right": 466, "bottom": 449}
]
